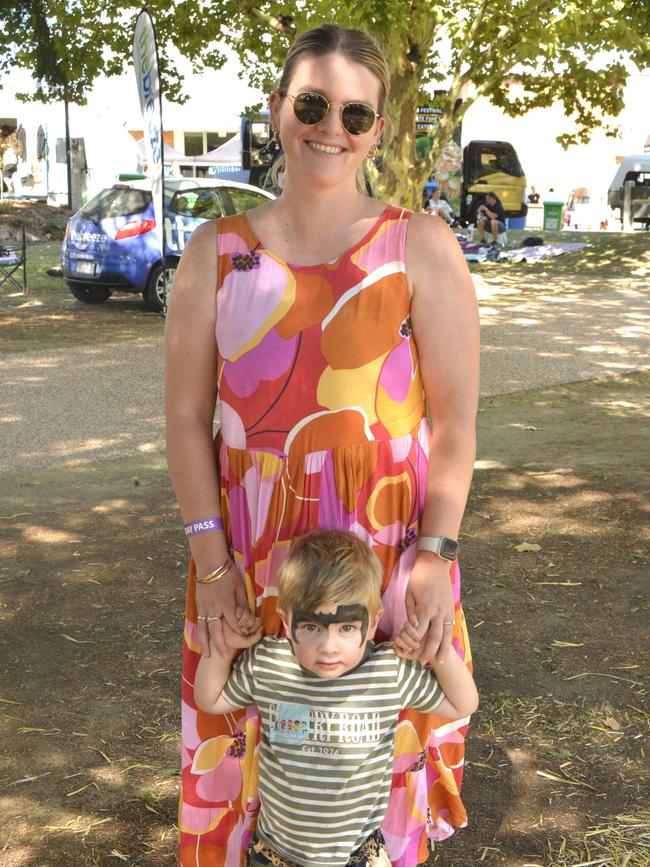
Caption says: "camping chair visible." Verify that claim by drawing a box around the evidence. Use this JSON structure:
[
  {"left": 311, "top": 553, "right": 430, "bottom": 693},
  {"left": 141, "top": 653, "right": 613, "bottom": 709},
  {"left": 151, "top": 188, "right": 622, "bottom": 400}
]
[{"left": 0, "top": 226, "right": 27, "bottom": 293}]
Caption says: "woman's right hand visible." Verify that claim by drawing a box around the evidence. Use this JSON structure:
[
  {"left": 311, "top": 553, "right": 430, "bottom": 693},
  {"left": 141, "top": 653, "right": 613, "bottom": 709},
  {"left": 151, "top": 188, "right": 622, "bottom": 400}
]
[{"left": 195, "top": 564, "right": 259, "bottom": 657}]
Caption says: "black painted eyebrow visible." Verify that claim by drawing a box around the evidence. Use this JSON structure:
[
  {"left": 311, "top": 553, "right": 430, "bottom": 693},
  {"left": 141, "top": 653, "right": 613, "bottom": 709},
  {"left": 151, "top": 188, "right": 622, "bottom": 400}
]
[{"left": 291, "top": 604, "right": 369, "bottom": 643}]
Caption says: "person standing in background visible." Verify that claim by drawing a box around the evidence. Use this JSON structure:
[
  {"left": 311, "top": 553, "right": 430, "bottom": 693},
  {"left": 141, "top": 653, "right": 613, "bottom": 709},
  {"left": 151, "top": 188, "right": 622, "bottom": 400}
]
[{"left": 527, "top": 186, "right": 540, "bottom": 204}]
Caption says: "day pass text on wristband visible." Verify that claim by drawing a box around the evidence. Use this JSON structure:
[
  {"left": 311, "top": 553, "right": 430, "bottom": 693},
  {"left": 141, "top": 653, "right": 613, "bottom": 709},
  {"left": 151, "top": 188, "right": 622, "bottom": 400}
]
[{"left": 184, "top": 517, "right": 224, "bottom": 537}]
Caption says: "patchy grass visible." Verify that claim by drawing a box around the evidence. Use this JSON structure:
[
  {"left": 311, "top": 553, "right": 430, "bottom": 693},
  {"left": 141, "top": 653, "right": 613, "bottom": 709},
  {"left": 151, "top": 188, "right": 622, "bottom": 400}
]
[
  {"left": 470, "top": 229, "right": 650, "bottom": 300},
  {"left": 1, "top": 242, "right": 163, "bottom": 353}
]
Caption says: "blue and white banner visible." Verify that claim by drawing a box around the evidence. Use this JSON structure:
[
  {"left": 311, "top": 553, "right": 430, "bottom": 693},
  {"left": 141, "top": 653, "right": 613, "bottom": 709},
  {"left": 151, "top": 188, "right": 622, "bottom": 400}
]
[{"left": 133, "top": 9, "right": 164, "bottom": 262}]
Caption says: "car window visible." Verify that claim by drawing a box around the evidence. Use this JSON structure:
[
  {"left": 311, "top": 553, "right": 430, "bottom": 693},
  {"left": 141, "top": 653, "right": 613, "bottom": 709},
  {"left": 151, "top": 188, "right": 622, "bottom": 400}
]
[
  {"left": 225, "top": 187, "right": 270, "bottom": 213},
  {"left": 81, "top": 187, "right": 151, "bottom": 220},
  {"left": 169, "top": 189, "right": 224, "bottom": 219}
]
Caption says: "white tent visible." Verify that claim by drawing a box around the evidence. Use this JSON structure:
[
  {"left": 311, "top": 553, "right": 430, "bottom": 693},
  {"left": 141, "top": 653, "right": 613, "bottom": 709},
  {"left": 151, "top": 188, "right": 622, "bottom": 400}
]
[{"left": 192, "top": 133, "right": 241, "bottom": 166}]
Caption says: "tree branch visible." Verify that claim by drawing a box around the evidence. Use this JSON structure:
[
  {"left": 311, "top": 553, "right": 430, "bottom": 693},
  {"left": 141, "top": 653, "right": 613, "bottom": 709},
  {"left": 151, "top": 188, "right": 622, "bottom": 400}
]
[{"left": 239, "top": 3, "right": 296, "bottom": 35}]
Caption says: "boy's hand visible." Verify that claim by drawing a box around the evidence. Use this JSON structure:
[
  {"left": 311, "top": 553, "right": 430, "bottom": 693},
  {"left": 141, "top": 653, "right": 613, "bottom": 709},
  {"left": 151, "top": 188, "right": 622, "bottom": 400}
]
[
  {"left": 236, "top": 605, "right": 259, "bottom": 634},
  {"left": 394, "top": 619, "right": 424, "bottom": 660},
  {"left": 212, "top": 617, "right": 263, "bottom": 653}
]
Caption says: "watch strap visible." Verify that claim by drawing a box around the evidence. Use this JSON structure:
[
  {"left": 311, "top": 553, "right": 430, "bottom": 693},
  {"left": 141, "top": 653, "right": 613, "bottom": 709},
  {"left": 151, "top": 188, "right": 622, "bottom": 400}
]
[{"left": 416, "top": 535, "right": 459, "bottom": 560}]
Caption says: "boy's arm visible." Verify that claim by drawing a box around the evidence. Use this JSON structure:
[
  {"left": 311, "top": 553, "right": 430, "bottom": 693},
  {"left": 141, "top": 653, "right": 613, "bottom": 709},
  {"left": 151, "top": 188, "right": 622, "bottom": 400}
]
[
  {"left": 194, "top": 623, "right": 262, "bottom": 715},
  {"left": 395, "top": 620, "right": 478, "bottom": 720},
  {"left": 428, "top": 647, "right": 478, "bottom": 720}
]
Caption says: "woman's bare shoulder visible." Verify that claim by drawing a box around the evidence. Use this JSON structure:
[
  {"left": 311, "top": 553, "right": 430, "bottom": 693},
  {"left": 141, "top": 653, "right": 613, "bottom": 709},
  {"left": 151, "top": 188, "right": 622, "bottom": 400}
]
[
  {"left": 407, "top": 211, "right": 458, "bottom": 255},
  {"left": 405, "top": 211, "right": 475, "bottom": 302},
  {"left": 181, "top": 217, "right": 219, "bottom": 257}
]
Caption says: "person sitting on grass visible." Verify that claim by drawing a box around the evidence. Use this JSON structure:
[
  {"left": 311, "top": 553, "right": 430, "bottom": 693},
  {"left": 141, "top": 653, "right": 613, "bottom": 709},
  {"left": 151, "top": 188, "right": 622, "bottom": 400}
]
[
  {"left": 426, "top": 188, "right": 455, "bottom": 225},
  {"left": 476, "top": 191, "right": 507, "bottom": 247},
  {"left": 194, "top": 529, "right": 479, "bottom": 867}
]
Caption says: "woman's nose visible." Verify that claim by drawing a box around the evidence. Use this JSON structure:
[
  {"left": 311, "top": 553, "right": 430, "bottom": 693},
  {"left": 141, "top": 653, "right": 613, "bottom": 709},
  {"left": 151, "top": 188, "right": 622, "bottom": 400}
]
[{"left": 317, "top": 103, "right": 344, "bottom": 135}]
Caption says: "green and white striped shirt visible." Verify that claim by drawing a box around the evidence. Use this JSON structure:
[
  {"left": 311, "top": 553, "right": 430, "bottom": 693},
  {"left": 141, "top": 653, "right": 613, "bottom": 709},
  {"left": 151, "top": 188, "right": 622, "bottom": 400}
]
[{"left": 222, "top": 638, "right": 444, "bottom": 867}]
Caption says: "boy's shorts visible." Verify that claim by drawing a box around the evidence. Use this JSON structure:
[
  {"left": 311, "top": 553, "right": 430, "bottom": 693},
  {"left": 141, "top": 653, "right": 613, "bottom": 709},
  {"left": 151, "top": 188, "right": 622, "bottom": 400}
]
[{"left": 245, "top": 828, "right": 390, "bottom": 867}]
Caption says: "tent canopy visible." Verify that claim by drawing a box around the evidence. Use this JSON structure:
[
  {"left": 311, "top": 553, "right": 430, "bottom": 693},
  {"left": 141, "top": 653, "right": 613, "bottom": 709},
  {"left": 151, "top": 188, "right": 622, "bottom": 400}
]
[{"left": 192, "top": 133, "right": 241, "bottom": 165}]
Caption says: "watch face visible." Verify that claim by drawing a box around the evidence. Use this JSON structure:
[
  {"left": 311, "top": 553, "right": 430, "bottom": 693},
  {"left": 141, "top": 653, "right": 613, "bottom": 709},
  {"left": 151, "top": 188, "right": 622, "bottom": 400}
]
[{"left": 440, "top": 537, "right": 459, "bottom": 560}]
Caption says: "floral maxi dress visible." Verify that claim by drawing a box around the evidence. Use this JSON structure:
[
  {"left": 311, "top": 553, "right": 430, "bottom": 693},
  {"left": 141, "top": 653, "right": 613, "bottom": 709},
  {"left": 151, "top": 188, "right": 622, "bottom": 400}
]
[{"left": 179, "top": 206, "right": 472, "bottom": 867}]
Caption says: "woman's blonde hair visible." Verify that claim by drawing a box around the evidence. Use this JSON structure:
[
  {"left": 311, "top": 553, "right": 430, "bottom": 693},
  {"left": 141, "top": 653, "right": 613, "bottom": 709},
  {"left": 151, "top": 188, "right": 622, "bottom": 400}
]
[
  {"left": 278, "top": 529, "right": 383, "bottom": 618},
  {"left": 270, "top": 23, "right": 390, "bottom": 192}
]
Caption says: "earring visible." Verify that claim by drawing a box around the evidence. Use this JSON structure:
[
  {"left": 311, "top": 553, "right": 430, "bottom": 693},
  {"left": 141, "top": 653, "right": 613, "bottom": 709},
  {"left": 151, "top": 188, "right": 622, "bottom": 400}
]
[
  {"left": 367, "top": 144, "right": 378, "bottom": 159},
  {"left": 272, "top": 127, "right": 281, "bottom": 146}
]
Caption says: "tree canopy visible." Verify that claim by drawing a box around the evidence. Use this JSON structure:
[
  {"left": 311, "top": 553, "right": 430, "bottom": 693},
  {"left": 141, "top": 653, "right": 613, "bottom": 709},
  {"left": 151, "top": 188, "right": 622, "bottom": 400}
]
[{"left": 1, "top": 1, "right": 648, "bottom": 206}]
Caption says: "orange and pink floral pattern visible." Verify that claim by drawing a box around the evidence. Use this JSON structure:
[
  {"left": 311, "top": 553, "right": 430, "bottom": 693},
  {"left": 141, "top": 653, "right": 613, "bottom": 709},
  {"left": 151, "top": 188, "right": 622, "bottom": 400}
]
[{"left": 179, "top": 207, "right": 472, "bottom": 867}]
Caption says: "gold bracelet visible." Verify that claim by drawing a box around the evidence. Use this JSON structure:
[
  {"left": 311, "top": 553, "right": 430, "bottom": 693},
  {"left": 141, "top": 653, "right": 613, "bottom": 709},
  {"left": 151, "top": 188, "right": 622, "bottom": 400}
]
[{"left": 195, "top": 557, "right": 233, "bottom": 585}]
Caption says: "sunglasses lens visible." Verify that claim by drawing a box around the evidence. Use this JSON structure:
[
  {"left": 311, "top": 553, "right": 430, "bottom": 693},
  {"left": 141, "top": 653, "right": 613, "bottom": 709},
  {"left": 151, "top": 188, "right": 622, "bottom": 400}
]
[
  {"left": 342, "top": 103, "right": 377, "bottom": 135},
  {"left": 293, "top": 92, "right": 329, "bottom": 125}
]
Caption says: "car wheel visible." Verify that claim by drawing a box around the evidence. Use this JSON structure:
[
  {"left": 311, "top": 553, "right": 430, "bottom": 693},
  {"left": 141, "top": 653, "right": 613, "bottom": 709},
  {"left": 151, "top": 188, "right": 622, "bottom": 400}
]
[
  {"left": 67, "top": 282, "right": 112, "bottom": 304},
  {"left": 143, "top": 261, "right": 177, "bottom": 312}
]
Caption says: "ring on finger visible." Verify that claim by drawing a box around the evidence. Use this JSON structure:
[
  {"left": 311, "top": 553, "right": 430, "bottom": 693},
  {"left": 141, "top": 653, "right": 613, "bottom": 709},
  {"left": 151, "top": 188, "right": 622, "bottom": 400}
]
[
  {"left": 207, "top": 615, "right": 223, "bottom": 623},
  {"left": 443, "top": 620, "right": 455, "bottom": 627},
  {"left": 196, "top": 615, "right": 207, "bottom": 621}
]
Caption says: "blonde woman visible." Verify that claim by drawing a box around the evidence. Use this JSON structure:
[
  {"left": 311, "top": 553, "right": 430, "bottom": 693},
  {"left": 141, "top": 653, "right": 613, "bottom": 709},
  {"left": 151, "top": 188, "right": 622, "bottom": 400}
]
[{"left": 166, "top": 23, "right": 479, "bottom": 867}]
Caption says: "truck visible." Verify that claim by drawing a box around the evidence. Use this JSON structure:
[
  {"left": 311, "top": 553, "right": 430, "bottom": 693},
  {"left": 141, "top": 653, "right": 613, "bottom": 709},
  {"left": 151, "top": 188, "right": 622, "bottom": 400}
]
[
  {"left": 421, "top": 138, "right": 527, "bottom": 227},
  {"left": 607, "top": 154, "right": 650, "bottom": 230}
]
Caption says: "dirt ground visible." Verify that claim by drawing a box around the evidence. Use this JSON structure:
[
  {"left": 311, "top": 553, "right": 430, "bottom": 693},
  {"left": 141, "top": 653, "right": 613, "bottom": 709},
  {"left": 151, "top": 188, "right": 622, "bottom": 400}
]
[{"left": 1, "top": 219, "right": 648, "bottom": 866}]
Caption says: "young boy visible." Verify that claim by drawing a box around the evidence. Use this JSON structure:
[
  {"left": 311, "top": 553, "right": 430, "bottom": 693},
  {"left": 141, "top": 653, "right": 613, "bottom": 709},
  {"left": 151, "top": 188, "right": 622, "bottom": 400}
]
[{"left": 194, "top": 530, "right": 478, "bottom": 867}]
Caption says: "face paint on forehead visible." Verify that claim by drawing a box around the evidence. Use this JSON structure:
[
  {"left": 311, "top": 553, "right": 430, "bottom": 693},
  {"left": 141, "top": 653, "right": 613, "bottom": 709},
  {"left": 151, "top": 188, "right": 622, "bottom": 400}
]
[{"left": 291, "top": 604, "right": 369, "bottom": 644}]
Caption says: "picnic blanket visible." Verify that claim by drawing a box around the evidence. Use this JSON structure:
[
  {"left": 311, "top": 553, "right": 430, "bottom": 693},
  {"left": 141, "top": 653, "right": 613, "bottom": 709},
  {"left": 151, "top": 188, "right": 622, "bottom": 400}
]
[{"left": 458, "top": 237, "right": 588, "bottom": 263}]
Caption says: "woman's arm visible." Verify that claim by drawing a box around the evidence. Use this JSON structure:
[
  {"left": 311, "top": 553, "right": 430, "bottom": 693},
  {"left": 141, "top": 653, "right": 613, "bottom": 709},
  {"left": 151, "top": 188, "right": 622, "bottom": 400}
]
[
  {"left": 405, "top": 213, "right": 480, "bottom": 664},
  {"left": 165, "top": 221, "right": 252, "bottom": 656}
]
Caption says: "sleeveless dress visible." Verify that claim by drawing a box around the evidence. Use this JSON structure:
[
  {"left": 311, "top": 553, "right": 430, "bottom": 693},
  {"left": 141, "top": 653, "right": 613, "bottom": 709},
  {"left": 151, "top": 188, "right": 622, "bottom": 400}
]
[{"left": 179, "top": 205, "right": 472, "bottom": 867}]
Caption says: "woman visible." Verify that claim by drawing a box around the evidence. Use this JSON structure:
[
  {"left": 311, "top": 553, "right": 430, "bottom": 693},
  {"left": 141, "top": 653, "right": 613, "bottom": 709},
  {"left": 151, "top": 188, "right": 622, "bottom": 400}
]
[{"left": 165, "top": 23, "right": 479, "bottom": 867}]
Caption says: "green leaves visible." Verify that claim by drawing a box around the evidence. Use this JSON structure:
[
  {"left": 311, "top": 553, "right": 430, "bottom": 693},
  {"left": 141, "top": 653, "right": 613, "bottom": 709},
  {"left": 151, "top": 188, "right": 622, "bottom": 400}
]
[{"left": 1, "top": 0, "right": 646, "bottom": 207}]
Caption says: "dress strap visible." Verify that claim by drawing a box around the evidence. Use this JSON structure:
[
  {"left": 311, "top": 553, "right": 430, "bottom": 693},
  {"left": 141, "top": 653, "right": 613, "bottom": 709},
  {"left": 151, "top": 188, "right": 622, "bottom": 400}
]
[{"left": 391, "top": 206, "right": 412, "bottom": 267}]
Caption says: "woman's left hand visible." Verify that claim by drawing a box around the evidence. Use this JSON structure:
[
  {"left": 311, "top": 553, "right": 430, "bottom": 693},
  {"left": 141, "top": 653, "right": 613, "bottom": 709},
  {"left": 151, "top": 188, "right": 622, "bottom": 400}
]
[{"left": 404, "top": 552, "right": 456, "bottom": 664}]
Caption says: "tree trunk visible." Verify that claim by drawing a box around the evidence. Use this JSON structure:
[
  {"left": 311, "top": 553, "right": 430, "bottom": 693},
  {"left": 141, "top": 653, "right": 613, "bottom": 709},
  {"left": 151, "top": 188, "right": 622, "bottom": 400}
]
[{"left": 375, "top": 69, "right": 423, "bottom": 209}]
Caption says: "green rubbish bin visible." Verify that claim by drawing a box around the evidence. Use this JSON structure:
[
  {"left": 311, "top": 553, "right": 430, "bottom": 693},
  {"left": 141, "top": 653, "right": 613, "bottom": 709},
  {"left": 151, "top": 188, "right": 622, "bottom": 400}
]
[{"left": 543, "top": 200, "right": 564, "bottom": 230}]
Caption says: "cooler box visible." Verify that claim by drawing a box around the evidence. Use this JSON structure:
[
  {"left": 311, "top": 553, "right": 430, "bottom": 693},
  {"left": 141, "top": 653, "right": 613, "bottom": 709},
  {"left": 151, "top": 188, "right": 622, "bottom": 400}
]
[{"left": 543, "top": 201, "right": 564, "bottom": 230}]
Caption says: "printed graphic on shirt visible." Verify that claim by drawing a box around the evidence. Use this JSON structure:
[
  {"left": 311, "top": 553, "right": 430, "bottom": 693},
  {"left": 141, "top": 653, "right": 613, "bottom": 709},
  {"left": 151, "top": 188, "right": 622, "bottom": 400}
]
[
  {"left": 269, "top": 702, "right": 382, "bottom": 746},
  {"left": 270, "top": 702, "right": 311, "bottom": 745}
]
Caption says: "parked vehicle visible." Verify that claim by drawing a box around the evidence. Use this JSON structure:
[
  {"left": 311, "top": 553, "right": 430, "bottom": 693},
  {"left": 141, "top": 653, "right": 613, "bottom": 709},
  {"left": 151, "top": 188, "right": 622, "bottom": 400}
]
[
  {"left": 607, "top": 154, "right": 650, "bottom": 229},
  {"left": 61, "top": 178, "right": 274, "bottom": 311},
  {"left": 461, "top": 140, "right": 527, "bottom": 225},
  {"left": 421, "top": 139, "right": 527, "bottom": 226},
  {"left": 563, "top": 188, "right": 609, "bottom": 231}
]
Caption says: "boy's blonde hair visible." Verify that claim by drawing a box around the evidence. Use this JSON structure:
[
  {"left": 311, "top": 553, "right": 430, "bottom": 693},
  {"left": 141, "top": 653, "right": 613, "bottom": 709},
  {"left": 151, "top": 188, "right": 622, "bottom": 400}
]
[{"left": 278, "top": 530, "right": 383, "bottom": 617}]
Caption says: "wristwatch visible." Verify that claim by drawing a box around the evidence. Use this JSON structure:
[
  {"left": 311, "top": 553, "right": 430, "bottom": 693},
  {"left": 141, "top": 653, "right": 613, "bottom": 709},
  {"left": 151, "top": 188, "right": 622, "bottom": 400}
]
[{"left": 417, "top": 535, "right": 459, "bottom": 562}]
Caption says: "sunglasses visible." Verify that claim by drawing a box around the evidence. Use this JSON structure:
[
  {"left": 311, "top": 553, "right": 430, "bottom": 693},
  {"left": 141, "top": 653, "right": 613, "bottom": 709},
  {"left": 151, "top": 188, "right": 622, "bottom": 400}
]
[{"left": 280, "top": 90, "right": 380, "bottom": 136}]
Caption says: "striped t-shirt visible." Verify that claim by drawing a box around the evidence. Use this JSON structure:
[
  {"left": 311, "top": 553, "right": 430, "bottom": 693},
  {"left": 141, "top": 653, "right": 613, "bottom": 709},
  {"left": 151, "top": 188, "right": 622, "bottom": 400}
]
[{"left": 221, "top": 637, "right": 444, "bottom": 867}]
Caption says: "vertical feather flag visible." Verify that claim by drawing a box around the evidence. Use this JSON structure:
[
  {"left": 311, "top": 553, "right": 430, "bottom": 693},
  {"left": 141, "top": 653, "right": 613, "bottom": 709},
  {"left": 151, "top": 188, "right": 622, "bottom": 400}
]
[{"left": 133, "top": 9, "right": 166, "bottom": 304}]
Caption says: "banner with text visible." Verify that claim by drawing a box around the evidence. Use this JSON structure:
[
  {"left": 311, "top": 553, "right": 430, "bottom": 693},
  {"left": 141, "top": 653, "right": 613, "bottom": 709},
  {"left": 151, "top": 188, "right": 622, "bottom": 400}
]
[{"left": 133, "top": 9, "right": 164, "bottom": 262}]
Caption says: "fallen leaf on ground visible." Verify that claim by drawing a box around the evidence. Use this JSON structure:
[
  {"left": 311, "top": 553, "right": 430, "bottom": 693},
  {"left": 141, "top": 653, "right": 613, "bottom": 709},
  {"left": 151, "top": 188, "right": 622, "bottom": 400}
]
[{"left": 516, "top": 542, "right": 541, "bottom": 552}]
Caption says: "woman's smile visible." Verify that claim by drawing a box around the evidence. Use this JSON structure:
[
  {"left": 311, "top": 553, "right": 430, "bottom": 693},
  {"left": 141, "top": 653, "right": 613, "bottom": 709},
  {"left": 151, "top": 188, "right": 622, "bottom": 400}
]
[{"left": 305, "top": 141, "right": 346, "bottom": 155}]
